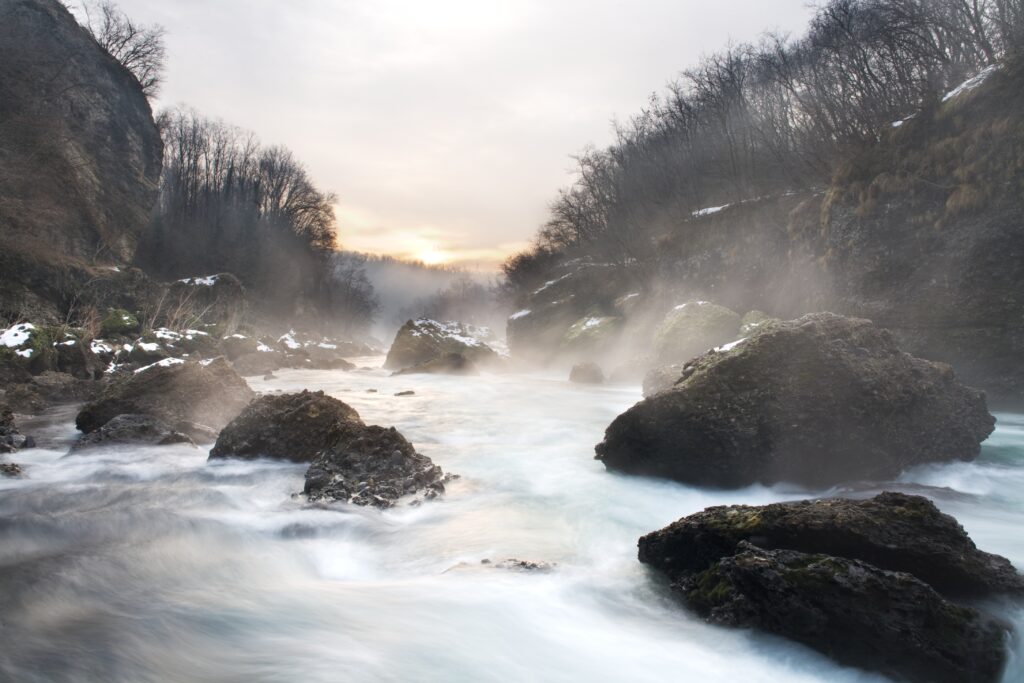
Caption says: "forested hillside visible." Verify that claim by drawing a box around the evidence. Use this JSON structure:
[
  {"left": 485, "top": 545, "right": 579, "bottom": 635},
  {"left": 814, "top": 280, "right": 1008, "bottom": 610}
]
[{"left": 505, "top": 0, "right": 1024, "bottom": 400}]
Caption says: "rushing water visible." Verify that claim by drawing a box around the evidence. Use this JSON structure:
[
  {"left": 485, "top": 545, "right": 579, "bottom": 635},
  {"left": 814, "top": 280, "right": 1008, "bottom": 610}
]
[{"left": 1, "top": 358, "right": 1022, "bottom": 683}]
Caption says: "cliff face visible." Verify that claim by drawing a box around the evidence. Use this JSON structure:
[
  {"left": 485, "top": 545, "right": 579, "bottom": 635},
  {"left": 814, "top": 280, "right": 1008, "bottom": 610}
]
[
  {"left": 0, "top": 0, "right": 162, "bottom": 318},
  {"left": 509, "top": 62, "right": 1024, "bottom": 400}
]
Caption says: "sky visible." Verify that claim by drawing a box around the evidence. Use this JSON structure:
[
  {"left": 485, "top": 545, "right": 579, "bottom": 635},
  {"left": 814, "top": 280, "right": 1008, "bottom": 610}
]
[{"left": 102, "top": 0, "right": 816, "bottom": 270}]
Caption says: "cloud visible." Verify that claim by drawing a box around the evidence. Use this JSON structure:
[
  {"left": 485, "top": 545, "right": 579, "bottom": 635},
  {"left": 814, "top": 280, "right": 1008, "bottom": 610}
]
[{"left": 110, "top": 0, "right": 816, "bottom": 270}]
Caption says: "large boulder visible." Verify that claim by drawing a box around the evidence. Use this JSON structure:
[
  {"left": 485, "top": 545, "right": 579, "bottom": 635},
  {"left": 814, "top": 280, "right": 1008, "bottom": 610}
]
[
  {"left": 680, "top": 542, "right": 1006, "bottom": 683},
  {"left": 0, "top": 0, "right": 162, "bottom": 318},
  {"left": 384, "top": 319, "right": 499, "bottom": 370},
  {"left": 569, "top": 362, "right": 604, "bottom": 384},
  {"left": 75, "top": 358, "right": 254, "bottom": 441},
  {"left": 641, "top": 364, "right": 682, "bottom": 397},
  {"left": 653, "top": 301, "right": 740, "bottom": 365},
  {"left": 560, "top": 314, "right": 622, "bottom": 355},
  {"left": 231, "top": 351, "right": 283, "bottom": 377},
  {"left": 209, "top": 390, "right": 361, "bottom": 462},
  {"left": 596, "top": 313, "right": 995, "bottom": 488},
  {"left": 639, "top": 493, "right": 1017, "bottom": 683},
  {"left": 304, "top": 423, "right": 448, "bottom": 508},
  {"left": 71, "top": 414, "right": 194, "bottom": 451},
  {"left": 392, "top": 352, "right": 478, "bottom": 376},
  {"left": 639, "top": 492, "right": 1023, "bottom": 598}
]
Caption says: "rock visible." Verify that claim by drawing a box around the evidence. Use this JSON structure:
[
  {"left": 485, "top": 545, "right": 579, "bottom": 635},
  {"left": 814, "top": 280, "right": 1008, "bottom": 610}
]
[
  {"left": 209, "top": 390, "right": 361, "bottom": 463},
  {"left": 393, "top": 352, "right": 479, "bottom": 376},
  {"left": 641, "top": 364, "right": 682, "bottom": 397},
  {"left": 221, "top": 334, "right": 259, "bottom": 360},
  {"left": 639, "top": 492, "right": 1024, "bottom": 598},
  {"left": 0, "top": 1, "right": 162, "bottom": 302},
  {"left": 394, "top": 390, "right": 415, "bottom": 397},
  {"left": 302, "top": 345, "right": 356, "bottom": 371},
  {"left": 304, "top": 423, "right": 448, "bottom": 507},
  {"left": 71, "top": 414, "right": 194, "bottom": 451},
  {"left": 0, "top": 462, "right": 22, "bottom": 477},
  {"left": 0, "top": 401, "right": 35, "bottom": 456},
  {"left": 653, "top": 301, "right": 741, "bottom": 365},
  {"left": 487, "top": 558, "right": 556, "bottom": 572},
  {"left": 165, "top": 274, "right": 247, "bottom": 332},
  {"left": 30, "top": 371, "right": 96, "bottom": 403},
  {"left": 560, "top": 314, "right": 622, "bottom": 355},
  {"left": 678, "top": 542, "right": 1007, "bottom": 683},
  {"left": 100, "top": 310, "right": 141, "bottom": 337},
  {"left": 127, "top": 338, "right": 170, "bottom": 366},
  {"left": 75, "top": 358, "right": 254, "bottom": 441},
  {"left": 3, "top": 383, "right": 47, "bottom": 414},
  {"left": 384, "top": 318, "right": 499, "bottom": 370},
  {"left": 231, "top": 351, "right": 283, "bottom": 377},
  {"left": 596, "top": 313, "right": 995, "bottom": 488},
  {"left": 739, "top": 310, "right": 776, "bottom": 335},
  {"left": 569, "top": 362, "right": 604, "bottom": 384}
]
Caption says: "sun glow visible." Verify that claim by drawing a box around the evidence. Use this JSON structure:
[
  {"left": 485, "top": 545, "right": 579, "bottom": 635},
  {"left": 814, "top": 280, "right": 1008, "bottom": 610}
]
[{"left": 416, "top": 247, "right": 453, "bottom": 265}]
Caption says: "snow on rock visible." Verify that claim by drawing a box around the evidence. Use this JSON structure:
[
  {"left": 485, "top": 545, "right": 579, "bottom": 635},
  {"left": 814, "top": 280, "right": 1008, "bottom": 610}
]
[
  {"left": 715, "top": 337, "right": 747, "bottom": 353},
  {"left": 510, "top": 309, "right": 532, "bottom": 320},
  {"left": 178, "top": 274, "right": 220, "bottom": 287},
  {"left": 316, "top": 342, "right": 337, "bottom": 349},
  {"left": 532, "top": 273, "right": 572, "bottom": 295},
  {"left": 673, "top": 301, "right": 710, "bottom": 311},
  {"left": 15, "top": 349, "right": 33, "bottom": 358},
  {"left": 91, "top": 340, "right": 114, "bottom": 355},
  {"left": 153, "top": 328, "right": 181, "bottom": 341},
  {"left": 1, "top": 322, "right": 35, "bottom": 348},
  {"left": 278, "top": 331, "right": 301, "bottom": 350},
  {"left": 256, "top": 342, "right": 273, "bottom": 353},
  {"left": 692, "top": 205, "right": 728, "bottom": 217},
  {"left": 137, "top": 341, "right": 162, "bottom": 353},
  {"left": 943, "top": 64, "right": 1001, "bottom": 102},
  {"left": 133, "top": 357, "right": 185, "bottom": 374}
]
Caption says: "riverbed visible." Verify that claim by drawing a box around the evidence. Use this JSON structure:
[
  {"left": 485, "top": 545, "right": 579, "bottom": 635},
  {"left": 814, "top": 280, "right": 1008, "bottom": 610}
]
[{"left": 1, "top": 359, "right": 1021, "bottom": 682}]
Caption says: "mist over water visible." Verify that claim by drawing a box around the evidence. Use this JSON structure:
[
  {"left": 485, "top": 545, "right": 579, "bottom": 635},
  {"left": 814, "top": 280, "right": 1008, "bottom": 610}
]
[{"left": 1, "top": 361, "right": 1021, "bottom": 683}]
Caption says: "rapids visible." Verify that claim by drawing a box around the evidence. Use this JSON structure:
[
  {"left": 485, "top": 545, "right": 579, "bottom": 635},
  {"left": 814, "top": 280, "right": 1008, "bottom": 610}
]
[{"left": 1, "top": 358, "right": 1021, "bottom": 682}]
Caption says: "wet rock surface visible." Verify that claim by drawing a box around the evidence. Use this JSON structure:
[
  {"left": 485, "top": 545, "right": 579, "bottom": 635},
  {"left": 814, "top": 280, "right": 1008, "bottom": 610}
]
[
  {"left": 304, "top": 422, "right": 449, "bottom": 508},
  {"left": 639, "top": 492, "right": 1018, "bottom": 683},
  {"left": 72, "top": 414, "right": 194, "bottom": 451},
  {"left": 597, "top": 313, "right": 995, "bottom": 488},
  {"left": 639, "top": 492, "right": 1024, "bottom": 598},
  {"left": 75, "top": 359, "right": 254, "bottom": 442},
  {"left": 209, "top": 390, "right": 362, "bottom": 463}
]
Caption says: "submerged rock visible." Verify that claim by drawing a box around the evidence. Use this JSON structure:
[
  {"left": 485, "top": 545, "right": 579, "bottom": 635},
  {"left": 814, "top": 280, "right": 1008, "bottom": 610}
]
[
  {"left": 393, "top": 352, "right": 478, "bottom": 376},
  {"left": 75, "top": 358, "right": 254, "bottom": 442},
  {"left": 653, "top": 301, "right": 740, "bottom": 365},
  {"left": 72, "top": 414, "right": 194, "bottom": 451},
  {"left": 569, "top": 362, "right": 604, "bottom": 384},
  {"left": 597, "top": 313, "right": 995, "bottom": 488},
  {"left": 681, "top": 542, "right": 1007, "bottom": 683},
  {"left": 209, "top": 390, "right": 362, "bottom": 463},
  {"left": 638, "top": 492, "right": 1024, "bottom": 598},
  {"left": 304, "top": 423, "right": 448, "bottom": 508},
  {"left": 384, "top": 318, "right": 498, "bottom": 371},
  {"left": 639, "top": 493, "right": 1018, "bottom": 683}
]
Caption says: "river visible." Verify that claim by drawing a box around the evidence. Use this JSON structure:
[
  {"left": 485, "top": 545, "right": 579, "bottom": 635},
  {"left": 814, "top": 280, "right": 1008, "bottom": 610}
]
[{"left": 1, "top": 358, "right": 1021, "bottom": 682}]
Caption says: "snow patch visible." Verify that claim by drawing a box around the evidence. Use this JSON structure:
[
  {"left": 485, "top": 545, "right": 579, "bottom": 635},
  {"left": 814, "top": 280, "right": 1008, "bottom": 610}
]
[
  {"left": 673, "top": 301, "right": 710, "bottom": 311},
  {"left": 256, "top": 342, "right": 273, "bottom": 353},
  {"left": 510, "top": 309, "right": 531, "bottom": 320},
  {"left": 317, "top": 342, "right": 337, "bottom": 349},
  {"left": 133, "top": 357, "right": 184, "bottom": 374},
  {"left": 943, "top": 64, "right": 1000, "bottom": 102},
  {"left": 1, "top": 322, "right": 35, "bottom": 348},
  {"left": 178, "top": 274, "right": 220, "bottom": 286},
  {"left": 137, "top": 341, "right": 162, "bottom": 352},
  {"left": 279, "top": 331, "right": 301, "bottom": 350},
  {"left": 15, "top": 349, "right": 33, "bottom": 358},
  {"left": 91, "top": 340, "right": 114, "bottom": 354},
  {"left": 692, "top": 205, "right": 728, "bottom": 217},
  {"left": 715, "top": 337, "right": 747, "bottom": 353}
]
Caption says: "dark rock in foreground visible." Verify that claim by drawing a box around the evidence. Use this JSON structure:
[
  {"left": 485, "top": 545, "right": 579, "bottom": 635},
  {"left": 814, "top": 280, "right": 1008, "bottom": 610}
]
[
  {"left": 639, "top": 493, "right": 1017, "bottom": 683},
  {"left": 209, "top": 390, "right": 361, "bottom": 463},
  {"left": 72, "top": 414, "right": 194, "bottom": 451},
  {"left": 75, "top": 359, "right": 254, "bottom": 442},
  {"left": 569, "top": 362, "right": 604, "bottom": 384},
  {"left": 683, "top": 542, "right": 1007, "bottom": 683},
  {"left": 304, "top": 423, "right": 448, "bottom": 508},
  {"left": 596, "top": 313, "right": 995, "bottom": 488},
  {"left": 639, "top": 492, "right": 1024, "bottom": 598},
  {"left": 393, "top": 352, "right": 478, "bottom": 376}
]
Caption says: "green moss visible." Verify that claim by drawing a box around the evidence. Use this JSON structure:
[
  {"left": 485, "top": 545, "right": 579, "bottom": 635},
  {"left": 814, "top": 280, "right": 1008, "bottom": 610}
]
[
  {"left": 707, "top": 508, "right": 764, "bottom": 537},
  {"left": 100, "top": 309, "right": 140, "bottom": 337},
  {"left": 687, "top": 565, "right": 736, "bottom": 608}
]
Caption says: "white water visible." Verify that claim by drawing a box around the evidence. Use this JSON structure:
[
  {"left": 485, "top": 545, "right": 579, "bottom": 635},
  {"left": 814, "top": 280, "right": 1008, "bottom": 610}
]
[{"left": 1, "top": 358, "right": 1022, "bottom": 683}]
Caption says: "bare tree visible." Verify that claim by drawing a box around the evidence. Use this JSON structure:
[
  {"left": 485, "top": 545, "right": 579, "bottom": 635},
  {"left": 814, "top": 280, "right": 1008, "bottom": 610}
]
[{"left": 80, "top": 0, "right": 166, "bottom": 97}]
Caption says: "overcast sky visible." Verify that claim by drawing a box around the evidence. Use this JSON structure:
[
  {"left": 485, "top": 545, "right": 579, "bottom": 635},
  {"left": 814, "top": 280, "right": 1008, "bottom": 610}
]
[{"left": 106, "top": 0, "right": 815, "bottom": 269}]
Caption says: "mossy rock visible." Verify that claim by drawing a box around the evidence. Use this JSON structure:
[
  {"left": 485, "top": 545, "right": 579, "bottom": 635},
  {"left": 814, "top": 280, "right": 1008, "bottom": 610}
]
[
  {"left": 740, "top": 310, "right": 778, "bottom": 335},
  {"left": 560, "top": 314, "right": 622, "bottom": 353},
  {"left": 100, "top": 309, "right": 140, "bottom": 337},
  {"left": 653, "top": 302, "right": 740, "bottom": 364}
]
